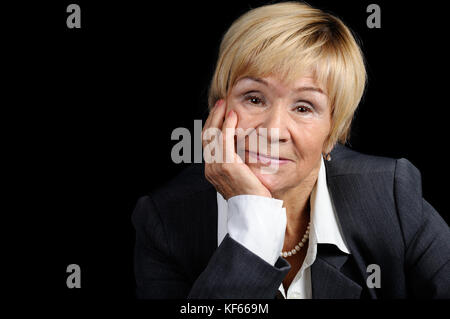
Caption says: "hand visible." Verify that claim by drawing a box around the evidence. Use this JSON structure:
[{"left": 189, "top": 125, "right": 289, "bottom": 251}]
[{"left": 202, "top": 100, "right": 272, "bottom": 200}]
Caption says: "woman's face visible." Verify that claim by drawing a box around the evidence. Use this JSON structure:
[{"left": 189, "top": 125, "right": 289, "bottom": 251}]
[{"left": 226, "top": 74, "right": 331, "bottom": 195}]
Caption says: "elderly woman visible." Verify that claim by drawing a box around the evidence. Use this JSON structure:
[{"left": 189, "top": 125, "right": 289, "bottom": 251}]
[{"left": 132, "top": 2, "right": 450, "bottom": 299}]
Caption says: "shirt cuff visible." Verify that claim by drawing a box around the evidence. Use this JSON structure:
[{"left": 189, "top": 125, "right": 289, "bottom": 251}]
[{"left": 227, "top": 194, "right": 287, "bottom": 266}]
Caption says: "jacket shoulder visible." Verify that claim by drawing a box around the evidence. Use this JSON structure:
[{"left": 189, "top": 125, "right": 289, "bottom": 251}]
[
  {"left": 328, "top": 143, "right": 399, "bottom": 176},
  {"left": 149, "top": 163, "right": 213, "bottom": 204},
  {"left": 132, "top": 163, "right": 214, "bottom": 238},
  {"left": 329, "top": 144, "right": 422, "bottom": 188}
]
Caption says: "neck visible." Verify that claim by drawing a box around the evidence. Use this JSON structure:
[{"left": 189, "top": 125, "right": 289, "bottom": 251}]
[{"left": 273, "top": 161, "right": 320, "bottom": 237}]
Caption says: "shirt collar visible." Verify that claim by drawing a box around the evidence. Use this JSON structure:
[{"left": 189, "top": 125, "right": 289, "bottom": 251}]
[{"left": 309, "top": 157, "right": 350, "bottom": 254}]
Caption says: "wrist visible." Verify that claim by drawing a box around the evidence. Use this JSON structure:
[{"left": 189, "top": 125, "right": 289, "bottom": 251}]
[{"left": 226, "top": 195, "right": 286, "bottom": 265}]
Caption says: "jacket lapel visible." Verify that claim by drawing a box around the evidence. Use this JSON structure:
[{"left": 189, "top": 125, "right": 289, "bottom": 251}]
[
  {"left": 311, "top": 244, "right": 362, "bottom": 298},
  {"left": 309, "top": 144, "right": 365, "bottom": 299},
  {"left": 321, "top": 144, "right": 385, "bottom": 299}
]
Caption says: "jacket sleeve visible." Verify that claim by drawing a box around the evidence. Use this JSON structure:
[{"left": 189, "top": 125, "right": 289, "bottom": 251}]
[
  {"left": 132, "top": 195, "right": 190, "bottom": 298},
  {"left": 394, "top": 158, "right": 450, "bottom": 298},
  {"left": 132, "top": 195, "right": 291, "bottom": 299}
]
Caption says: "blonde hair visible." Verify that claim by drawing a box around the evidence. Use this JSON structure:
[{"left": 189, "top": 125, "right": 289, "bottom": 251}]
[{"left": 208, "top": 1, "right": 366, "bottom": 152}]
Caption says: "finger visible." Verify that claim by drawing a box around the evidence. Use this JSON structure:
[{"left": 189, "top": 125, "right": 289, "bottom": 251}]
[
  {"left": 202, "top": 100, "right": 224, "bottom": 148},
  {"left": 209, "top": 99, "right": 226, "bottom": 130},
  {"left": 222, "top": 109, "right": 238, "bottom": 163},
  {"left": 203, "top": 100, "right": 221, "bottom": 132}
]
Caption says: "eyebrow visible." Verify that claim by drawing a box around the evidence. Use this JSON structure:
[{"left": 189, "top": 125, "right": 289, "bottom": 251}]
[{"left": 241, "top": 76, "right": 326, "bottom": 95}]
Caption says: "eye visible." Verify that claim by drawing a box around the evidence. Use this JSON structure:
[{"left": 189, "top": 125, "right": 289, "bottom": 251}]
[
  {"left": 244, "top": 94, "right": 264, "bottom": 106},
  {"left": 294, "top": 102, "right": 313, "bottom": 114},
  {"left": 295, "top": 106, "right": 311, "bottom": 113}
]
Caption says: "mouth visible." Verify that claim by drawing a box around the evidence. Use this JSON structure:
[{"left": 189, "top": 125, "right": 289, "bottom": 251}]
[{"left": 245, "top": 150, "right": 292, "bottom": 165}]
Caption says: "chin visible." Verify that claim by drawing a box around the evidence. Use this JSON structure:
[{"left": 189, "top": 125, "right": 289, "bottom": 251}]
[{"left": 249, "top": 164, "right": 291, "bottom": 195}]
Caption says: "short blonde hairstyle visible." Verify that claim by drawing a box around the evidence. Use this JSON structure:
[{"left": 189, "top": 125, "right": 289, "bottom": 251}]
[{"left": 208, "top": 1, "right": 366, "bottom": 152}]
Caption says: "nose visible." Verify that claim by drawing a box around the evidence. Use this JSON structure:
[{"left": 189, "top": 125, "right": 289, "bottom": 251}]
[{"left": 256, "top": 103, "right": 291, "bottom": 144}]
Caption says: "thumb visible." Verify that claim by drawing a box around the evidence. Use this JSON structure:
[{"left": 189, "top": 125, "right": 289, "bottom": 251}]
[{"left": 223, "top": 109, "right": 238, "bottom": 163}]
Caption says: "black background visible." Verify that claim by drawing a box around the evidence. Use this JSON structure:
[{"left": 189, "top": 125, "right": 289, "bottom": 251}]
[{"left": 5, "top": 0, "right": 449, "bottom": 306}]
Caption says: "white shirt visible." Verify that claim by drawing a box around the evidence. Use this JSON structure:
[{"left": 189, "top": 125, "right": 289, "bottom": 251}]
[{"left": 217, "top": 157, "right": 351, "bottom": 299}]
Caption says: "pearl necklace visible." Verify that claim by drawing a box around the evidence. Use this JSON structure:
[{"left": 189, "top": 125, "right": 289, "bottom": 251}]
[{"left": 280, "top": 221, "right": 310, "bottom": 258}]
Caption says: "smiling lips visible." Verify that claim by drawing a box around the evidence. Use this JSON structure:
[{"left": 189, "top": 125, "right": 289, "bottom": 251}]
[{"left": 245, "top": 150, "right": 292, "bottom": 165}]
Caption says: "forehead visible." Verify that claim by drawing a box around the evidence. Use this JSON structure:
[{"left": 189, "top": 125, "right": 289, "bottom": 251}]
[{"left": 235, "top": 74, "right": 327, "bottom": 96}]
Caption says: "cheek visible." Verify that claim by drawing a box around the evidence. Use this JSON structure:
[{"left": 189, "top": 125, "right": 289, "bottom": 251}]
[
  {"left": 292, "top": 119, "right": 331, "bottom": 155},
  {"left": 228, "top": 103, "right": 261, "bottom": 130}
]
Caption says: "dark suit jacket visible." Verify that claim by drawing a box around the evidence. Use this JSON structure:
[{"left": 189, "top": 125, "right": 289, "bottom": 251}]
[{"left": 132, "top": 143, "right": 450, "bottom": 299}]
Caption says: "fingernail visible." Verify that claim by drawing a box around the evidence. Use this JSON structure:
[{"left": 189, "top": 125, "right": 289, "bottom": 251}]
[
  {"left": 215, "top": 99, "right": 224, "bottom": 108},
  {"left": 227, "top": 109, "right": 234, "bottom": 117}
]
